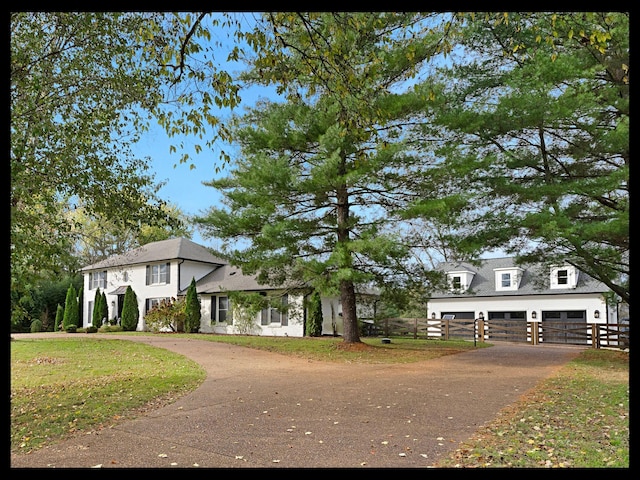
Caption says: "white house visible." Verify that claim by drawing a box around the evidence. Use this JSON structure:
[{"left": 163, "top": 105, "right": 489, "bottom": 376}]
[
  {"left": 427, "top": 257, "right": 615, "bottom": 325},
  {"left": 80, "top": 237, "right": 376, "bottom": 336}
]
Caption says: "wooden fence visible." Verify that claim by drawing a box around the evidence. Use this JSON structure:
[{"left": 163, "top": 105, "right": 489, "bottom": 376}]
[{"left": 371, "top": 318, "right": 629, "bottom": 350}]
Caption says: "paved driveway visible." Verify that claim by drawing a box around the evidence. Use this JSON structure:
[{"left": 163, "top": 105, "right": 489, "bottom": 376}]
[{"left": 10, "top": 334, "right": 584, "bottom": 468}]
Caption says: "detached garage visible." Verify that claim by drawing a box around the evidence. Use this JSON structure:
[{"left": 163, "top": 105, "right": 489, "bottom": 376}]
[{"left": 428, "top": 258, "right": 613, "bottom": 345}]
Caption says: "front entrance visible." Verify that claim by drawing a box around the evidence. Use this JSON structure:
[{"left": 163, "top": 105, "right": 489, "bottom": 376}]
[{"left": 117, "top": 294, "right": 125, "bottom": 321}]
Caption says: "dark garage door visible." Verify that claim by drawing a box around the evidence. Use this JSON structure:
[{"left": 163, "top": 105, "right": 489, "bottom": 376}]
[{"left": 540, "top": 310, "right": 588, "bottom": 345}]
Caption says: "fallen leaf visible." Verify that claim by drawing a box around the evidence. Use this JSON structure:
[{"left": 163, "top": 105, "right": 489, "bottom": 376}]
[
  {"left": 91, "top": 464, "right": 102, "bottom": 468},
  {"left": 158, "top": 454, "right": 168, "bottom": 458}
]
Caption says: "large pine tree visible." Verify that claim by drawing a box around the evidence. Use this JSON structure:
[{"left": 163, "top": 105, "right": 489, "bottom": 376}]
[{"left": 195, "top": 13, "right": 449, "bottom": 343}]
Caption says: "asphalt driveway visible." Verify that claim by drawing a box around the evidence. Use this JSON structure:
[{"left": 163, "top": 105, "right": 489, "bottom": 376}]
[{"left": 10, "top": 333, "right": 585, "bottom": 469}]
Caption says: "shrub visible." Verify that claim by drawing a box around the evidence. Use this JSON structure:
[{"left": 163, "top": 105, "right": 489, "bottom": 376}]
[
  {"left": 306, "top": 291, "right": 323, "bottom": 337},
  {"left": 184, "top": 278, "right": 201, "bottom": 333},
  {"left": 98, "top": 324, "right": 123, "bottom": 333},
  {"left": 54, "top": 304, "right": 64, "bottom": 331},
  {"left": 120, "top": 286, "right": 139, "bottom": 331},
  {"left": 144, "top": 297, "right": 186, "bottom": 333},
  {"left": 92, "top": 288, "right": 102, "bottom": 328},
  {"left": 62, "top": 284, "right": 78, "bottom": 329},
  {"left": 65, "top": 325, "right": 77, "bottom": 333},
  {"left": 30, "top": 319, "right": 43, "bottom": 333},
  {"left": 86, "top": 325, "right": 98, "bottom": 333}
]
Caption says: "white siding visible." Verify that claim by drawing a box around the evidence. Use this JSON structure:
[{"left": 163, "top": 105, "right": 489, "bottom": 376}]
[
  {"left": 428, "top": 293, "right": 608, "bottom": 324},
  {"left": 199, "top": 293, "right": 306, "bottom": 337},
  {"left": 83, "top": 261, "right": 180, "bottom": 331}
]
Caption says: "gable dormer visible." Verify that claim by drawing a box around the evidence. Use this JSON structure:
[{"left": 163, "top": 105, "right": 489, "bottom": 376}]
[
  {"left": 447, "top": 269, "right": 475, "bottom": 293},
  {"left": 493, "top": 266, "right": 524, "bottom": 291},
  {"left": 550, "top": 265, "right": 579, "bottom": 289}
]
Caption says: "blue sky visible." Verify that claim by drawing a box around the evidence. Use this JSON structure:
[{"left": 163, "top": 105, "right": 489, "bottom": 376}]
[
  {"left": 132, "top": 13, "right": 260, "bottom": 248},
  {"left": 134, "top": 121, "right": 226, "bottom": 246}
]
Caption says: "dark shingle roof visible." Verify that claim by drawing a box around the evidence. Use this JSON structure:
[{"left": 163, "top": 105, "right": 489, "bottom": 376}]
[
  {"left": 190, "top": 264, "right": 269, "bottom": 294},
  {"left": 430, "top": 257, "right": 608, "bottom": 298},
  {"left": 80, "top": 237, "right": 227, "bottom": 271}
]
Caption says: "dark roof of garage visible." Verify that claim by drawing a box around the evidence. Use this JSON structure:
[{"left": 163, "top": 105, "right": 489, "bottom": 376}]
[{"left": 430, "top": 257, "right": 609, "bottom": 298}]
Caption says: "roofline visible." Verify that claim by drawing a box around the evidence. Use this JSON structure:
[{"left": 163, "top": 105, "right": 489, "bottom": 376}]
[
  {"left": 80, "top": 257, "right": 226, "bottom": 272},
  {"left": 431, "top": 290, "right": 608, "bottom": 299}
]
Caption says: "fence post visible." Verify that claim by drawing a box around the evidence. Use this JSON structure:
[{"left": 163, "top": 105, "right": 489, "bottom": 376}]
[
  {"left": 477, "top": 319, "right": 485, "bottom": 343},
  {"left": 444, "top": 319, "right": 449, "bottom": 340},
  {"left": 591, "top": 323, "right": 600, "bottom": 349},
  {"left": 413, "top": 318, "right": 417, "bottom": 339},
  {"left": 529, "top": 322, "right": 538, "bottom": 345}
]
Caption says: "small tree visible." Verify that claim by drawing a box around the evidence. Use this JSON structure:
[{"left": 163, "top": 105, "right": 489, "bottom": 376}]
[
  {"left": 306, "top": 291, "right": 324, "bottom": 337},
  {"left": 54, "top": 304, "right": 64, "bottom": 331},
  {"left": 92, "top": 288, "right": 102, "bottom": 328},
  {"left": 144, "top": 297, "right": 186, "bottom": 333},
  {"left": 77, "top": 286, "right": 83, "bottom": 326},
  {"left": 101, "top": 291, "right": 109, "bottom": 324},
  {"left": 184, "top": 277, "right": 201, "bottom": 333},
  {"left": 120, "top": 286, "right": 139, "bottom": 331},
  {"left": 62, "top": 283, "right": 78, "bottom": 329}
]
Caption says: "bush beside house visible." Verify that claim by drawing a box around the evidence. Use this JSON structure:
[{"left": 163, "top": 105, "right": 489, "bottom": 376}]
[{"left": 120, "top": 286, "right": 139, "bottom": 331}]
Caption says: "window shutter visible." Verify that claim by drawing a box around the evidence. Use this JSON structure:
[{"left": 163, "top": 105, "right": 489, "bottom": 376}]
[
  {"left": 281, "top": 294, "right": 288, "bottom": 326},
  {"left": 165, "top": 262, "right": 170, "bottom": 284},
  {"left": 103, "top": 271, "right": 107, "bottom": 289},
  {"left": 146, "top": 265, "right": 150, "bottom": 285},
  {"left": 89, "top": 273, "right": 93, "bottom": 288},
  {"left": 211, "top": 296, "right": 216, "bottom": 321}
]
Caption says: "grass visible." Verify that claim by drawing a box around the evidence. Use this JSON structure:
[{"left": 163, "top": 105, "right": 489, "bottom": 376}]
[
  {"left": 431, "top": 348, "right": 629, "bottom": 468},
  {"left": 10, "top": 333, "right": 629, "bottom": 468},
  {"left": 170, "top": 332, "right": 489, "bottom": 363},
  {"left": 10, "top": 336, "right": 206, "bottom": 453}
]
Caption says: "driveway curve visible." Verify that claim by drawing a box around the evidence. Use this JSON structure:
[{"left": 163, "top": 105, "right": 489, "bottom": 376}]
[{"left": 10, "top": 333, "right": 585, "bottom": 469}]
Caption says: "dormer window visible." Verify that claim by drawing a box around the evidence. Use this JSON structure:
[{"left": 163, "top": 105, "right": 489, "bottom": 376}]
[
  {"left": 494, "top": 267, "right": 524, "bottom": 291},
  {"left": 550, "top": 265, "right": 578, "bottom": 289},
  {"left": 447, "top": 269, "right": 475, "bottom": 292},
  {"left": 557, "top": 269, "right": 568, "bottom": 285}
]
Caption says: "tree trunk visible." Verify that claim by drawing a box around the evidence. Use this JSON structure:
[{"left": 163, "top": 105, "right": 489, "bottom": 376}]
[
  {"left": 336, "top": 165, "right": 361, "bottom": 344},
  {"left": 340, "top": 279, "right": 360, "bottom": 343}
]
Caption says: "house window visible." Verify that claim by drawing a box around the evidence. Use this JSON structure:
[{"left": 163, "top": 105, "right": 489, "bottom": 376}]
[
  {"left": 501, "top": 273, "right": 511, "bottom": 288},
  {"left": 452, "top": 276, "right": 461, "bottom": 290},
  {"left": 218, "top": 296, "right": 230, "bottom": 323},
  {"left": 90, "top": 271, "right": 107, "bottom": 289},
  {"left": 557, "top": 269, "right": 568, "bottom": 285},
  {"left": 146, "top": 263, "right": 171, "bottom": 285},
  {"left": 145, "top": 297, "right": 170, "bottom": 314},
  {"left": 261, "top": 293, "right": 288, "bottom": 325}
]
